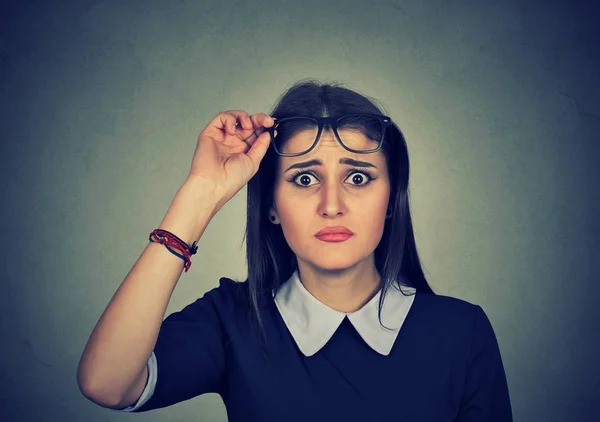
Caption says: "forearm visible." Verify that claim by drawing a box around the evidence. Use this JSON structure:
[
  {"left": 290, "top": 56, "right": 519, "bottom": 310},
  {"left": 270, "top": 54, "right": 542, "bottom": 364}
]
[{"left": 77, "top": 176, "right": 225, "bottom": 406}]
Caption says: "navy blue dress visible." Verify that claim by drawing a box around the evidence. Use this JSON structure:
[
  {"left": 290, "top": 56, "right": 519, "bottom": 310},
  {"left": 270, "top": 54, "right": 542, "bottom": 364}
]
[{"left": 117, "top": 276, "right": 513, "bottom": 421}]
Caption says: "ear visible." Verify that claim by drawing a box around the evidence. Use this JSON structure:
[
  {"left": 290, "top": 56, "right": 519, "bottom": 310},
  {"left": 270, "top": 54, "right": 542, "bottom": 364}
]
[{"left": 269, "top": 205, "right": 279, "bottom": 224}]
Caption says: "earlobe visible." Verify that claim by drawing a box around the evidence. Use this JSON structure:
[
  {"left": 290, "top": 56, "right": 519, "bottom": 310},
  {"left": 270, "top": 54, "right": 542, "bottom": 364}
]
[{"left": 269, "top": 206, "right": 279, "bottom": 224}]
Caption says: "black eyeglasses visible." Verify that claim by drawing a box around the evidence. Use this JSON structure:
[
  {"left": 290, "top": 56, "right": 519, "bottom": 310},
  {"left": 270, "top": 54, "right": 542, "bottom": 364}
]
[{"left": 266, "top": 114, "right": 392, "bottom": 157}]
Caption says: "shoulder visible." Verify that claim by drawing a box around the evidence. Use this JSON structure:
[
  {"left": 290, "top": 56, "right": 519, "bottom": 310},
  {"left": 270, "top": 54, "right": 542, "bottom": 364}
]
[
  {"left": 191, "top": 276, "right": 250, "bottom": 311},
  {"left": 400, "top": 293, "right": 500, "bottom": 365},
  {"left": 190, "top": 276, "right": 248, "bottom": 300},
  {"left": 165, "top": 277, "right": 250, "bottom": 327},
  {"left": 415, "top": 292, "right": 478, "bottom": 315},
  {"left": 186, "top": 276, "right": 274, "bottom": 323},
  {"left": 213, "top": 276, "right": 248, "bottom": 300},
  {"left": 411, "top": 292, "right": 492, "bottom": 337}
]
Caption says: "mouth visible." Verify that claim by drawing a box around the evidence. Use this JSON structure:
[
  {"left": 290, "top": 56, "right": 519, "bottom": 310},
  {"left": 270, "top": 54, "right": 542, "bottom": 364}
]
[
  {"left": 315, "top": 226, "right": 354, "bottom": 236},
  {"left": 315, "top": 233, "right": 354, "bottom": 243},
  {"left": 314, "top": 226, "right": 354, "bottom": 242}
]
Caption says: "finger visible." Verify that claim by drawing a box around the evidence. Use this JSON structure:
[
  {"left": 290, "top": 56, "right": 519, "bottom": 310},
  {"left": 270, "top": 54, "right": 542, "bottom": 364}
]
[
  {"left": 245, "top": 113, "right": 276, "bottom": 145},
  {"left": 261, "top": 113, "right": 275, "bottom": 128},
  {"left": 249, "top": 113, "right": 274, "bottom": 130},
  {"left": 226, "top": 109, "right": 250, "bottom": 134},
  {"left": 243, "top": 113, "right": 253, "bottom": 130},
  {"left": 212, "top": 112, "right": 238, "bottom": 135},
  {"left": 224, "top": 109, "right": 254, "bottom": 131},
  {"left": 246, "top": 130, "right": 272, "bottom": 169},
  {"left": 216, "top": 110, "right": 251, "bottom": 135},
  {"left": 237, "top": 113, "right": 258, "bottom": 133},
  {"left": 242, "top": 125, "right": 268, "bottom": 147}
]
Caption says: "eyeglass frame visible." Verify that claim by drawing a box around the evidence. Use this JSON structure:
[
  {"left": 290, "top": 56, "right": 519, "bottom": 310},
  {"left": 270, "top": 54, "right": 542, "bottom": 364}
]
[{"left": 266, "top": 113, "right": 392, "bottom": 157}]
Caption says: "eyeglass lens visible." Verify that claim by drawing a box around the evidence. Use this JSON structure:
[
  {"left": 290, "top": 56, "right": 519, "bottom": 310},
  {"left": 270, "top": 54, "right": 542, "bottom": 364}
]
[{"left": 272, "top": 115, "right": 384, "bottom": 155}]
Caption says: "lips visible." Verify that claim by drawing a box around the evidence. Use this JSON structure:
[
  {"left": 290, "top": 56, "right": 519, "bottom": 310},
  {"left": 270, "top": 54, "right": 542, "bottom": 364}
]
[{"left": 315, "top": 226, "right": 354, "bottom": 237}]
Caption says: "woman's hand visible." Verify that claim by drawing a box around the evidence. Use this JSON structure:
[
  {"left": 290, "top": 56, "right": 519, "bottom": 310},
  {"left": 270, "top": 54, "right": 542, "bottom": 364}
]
[{"left": 188, "top": 110, "right": 274, "bottom": 204}]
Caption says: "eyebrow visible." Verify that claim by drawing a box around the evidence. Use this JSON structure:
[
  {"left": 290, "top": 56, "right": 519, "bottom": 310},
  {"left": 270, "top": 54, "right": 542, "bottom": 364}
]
[{"left": 284, "top": 157, "right": 378, "bottom": 173}]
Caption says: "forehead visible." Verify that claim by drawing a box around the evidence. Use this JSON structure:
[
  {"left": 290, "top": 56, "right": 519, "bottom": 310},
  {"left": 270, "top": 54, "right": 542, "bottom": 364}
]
[{"left": 277, "top": 128, "right": 386, "bottom": 172}]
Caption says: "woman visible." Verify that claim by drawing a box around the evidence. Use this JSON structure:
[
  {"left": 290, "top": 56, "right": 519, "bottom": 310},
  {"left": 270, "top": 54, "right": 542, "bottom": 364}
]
[{"left": 77, "top": 80, "right": 513, "bottom": 421}]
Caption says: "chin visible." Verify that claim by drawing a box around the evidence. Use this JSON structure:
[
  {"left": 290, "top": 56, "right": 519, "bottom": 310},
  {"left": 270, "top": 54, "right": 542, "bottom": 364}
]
[{"left": 307, "top": 254, "right": 363, "bottom": 271}]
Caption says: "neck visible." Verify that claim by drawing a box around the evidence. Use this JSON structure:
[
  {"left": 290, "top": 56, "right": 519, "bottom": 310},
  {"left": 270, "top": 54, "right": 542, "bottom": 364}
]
[{"left": 295, "top": 259, "right": 382, "bottom": 313}]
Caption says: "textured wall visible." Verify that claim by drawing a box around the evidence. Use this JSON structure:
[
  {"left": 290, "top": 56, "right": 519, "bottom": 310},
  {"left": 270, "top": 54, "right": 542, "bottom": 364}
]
[{"left": 1, "top": 0, "right": 598, "bottom": 421}]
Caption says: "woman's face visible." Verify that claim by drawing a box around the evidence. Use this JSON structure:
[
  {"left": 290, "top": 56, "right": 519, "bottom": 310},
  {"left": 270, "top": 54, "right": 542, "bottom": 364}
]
[{"left": 271, "top": 128, "right": 390, "bottom": 271}]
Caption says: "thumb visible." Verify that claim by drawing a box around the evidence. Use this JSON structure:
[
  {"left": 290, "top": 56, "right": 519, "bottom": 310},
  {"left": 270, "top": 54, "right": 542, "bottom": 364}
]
[{"left": 245, "top": 131, "right": 271, "bottom": 171}]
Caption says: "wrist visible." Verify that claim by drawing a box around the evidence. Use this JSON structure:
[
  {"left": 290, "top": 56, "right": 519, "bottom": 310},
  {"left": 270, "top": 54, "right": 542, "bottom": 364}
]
[{"left": 158, "top": 177, "right": 225, "bottom": 246}]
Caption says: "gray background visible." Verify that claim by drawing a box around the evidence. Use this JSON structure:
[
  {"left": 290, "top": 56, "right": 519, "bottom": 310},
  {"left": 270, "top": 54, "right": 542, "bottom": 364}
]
[{"left": 1, "top": 0, "right": 598, "bottom": 421}]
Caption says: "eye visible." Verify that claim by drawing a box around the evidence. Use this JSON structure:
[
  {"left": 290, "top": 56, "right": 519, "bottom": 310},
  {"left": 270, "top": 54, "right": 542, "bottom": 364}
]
[
  {"left": 288, "top": 169, "right": 375, "bottom": 188},
  {"left": 346, "top": 171, "right": 373, "bottom": 186},
  {"left": 290, "top": 171, "right": 317, "bottom": 187}
]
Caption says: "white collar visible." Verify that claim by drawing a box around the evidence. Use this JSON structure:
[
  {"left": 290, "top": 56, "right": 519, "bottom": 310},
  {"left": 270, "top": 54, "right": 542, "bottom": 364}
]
[{"left": 272, "top": 269, "right": 416, "bottom": 357}]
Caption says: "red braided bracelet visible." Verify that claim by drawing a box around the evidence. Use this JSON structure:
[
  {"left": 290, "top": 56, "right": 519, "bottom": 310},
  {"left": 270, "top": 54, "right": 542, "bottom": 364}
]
[{"left": 148, "top": 229, "right": 198, "bottom": 272}]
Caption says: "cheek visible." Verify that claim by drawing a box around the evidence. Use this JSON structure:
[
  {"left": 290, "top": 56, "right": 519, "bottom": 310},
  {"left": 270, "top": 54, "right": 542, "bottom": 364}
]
[
  {"left": 274, "top": 184, "right": 309, "bottom": 221},
  {"left": 274, "top": 196, "right": 318, "bottom": 252},
  {"left": 360, "top": 205, "right": 387, "bottom": 232},
  {"left": 358, "top": 193, "right": 390, "bottom": 234},
  {"left": 277, "top": 214, "right": 308, "bottom": 256},
  {"left": 278, "top": 201, "right": 310, "bottom": 235}
]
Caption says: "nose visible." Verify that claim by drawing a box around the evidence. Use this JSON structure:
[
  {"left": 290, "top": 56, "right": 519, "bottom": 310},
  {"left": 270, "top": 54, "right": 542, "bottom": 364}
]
[{"left": 317, "top": 178, "right": 346, "bottom": 218}]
